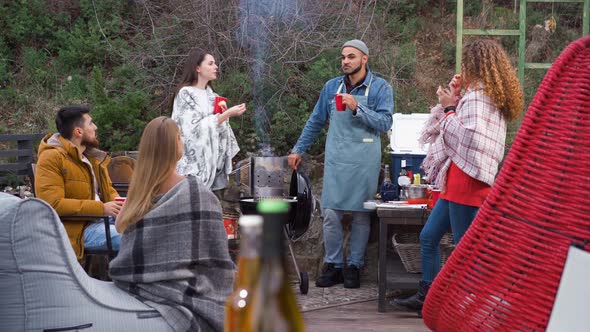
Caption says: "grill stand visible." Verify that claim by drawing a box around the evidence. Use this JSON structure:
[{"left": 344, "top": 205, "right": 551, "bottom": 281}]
[{"left": 285, "top": 228, "right": 309, "bottom": 295}]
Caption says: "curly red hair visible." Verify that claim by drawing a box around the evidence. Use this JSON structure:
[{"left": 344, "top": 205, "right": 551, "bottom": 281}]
[{"left": 462, "top": 39, "right": 524, "bottom": 121}]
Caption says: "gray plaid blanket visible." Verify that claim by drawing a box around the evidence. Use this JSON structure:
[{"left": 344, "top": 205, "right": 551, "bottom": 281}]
[{"left": 109, "top": 176, "right": 235, "bottom": 332}]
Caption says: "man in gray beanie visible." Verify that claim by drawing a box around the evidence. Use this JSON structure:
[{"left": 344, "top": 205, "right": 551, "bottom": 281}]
[
  {"left": 342, "top": 39, "right": 369, "bottom": 56},
  {"left": 288, "top": 40, "right": 394, "bottom": 288}
]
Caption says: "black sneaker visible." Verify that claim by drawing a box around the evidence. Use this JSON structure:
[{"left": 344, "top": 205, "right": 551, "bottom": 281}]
[
  {"left": 315, "top": 263, "right": 343, "bottom": 287},
  {"left": 343, "top": 264, "right": 360, "bottom": 288}
]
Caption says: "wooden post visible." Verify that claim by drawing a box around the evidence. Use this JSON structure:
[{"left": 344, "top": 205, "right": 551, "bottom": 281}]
[
  {"left": 455, "top": 0, "right": 464, "bottom": 74},
  {"left": 519, "top": 0, "right": 527, "bottom": 84},
  {"left": 584, "top": 0, "right": 589, "bottom": 36}
]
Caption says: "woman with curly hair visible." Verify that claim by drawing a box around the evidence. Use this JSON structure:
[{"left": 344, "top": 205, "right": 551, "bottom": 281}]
[{"left": 391, "top": 39, "right": 524, "bottom": 314}]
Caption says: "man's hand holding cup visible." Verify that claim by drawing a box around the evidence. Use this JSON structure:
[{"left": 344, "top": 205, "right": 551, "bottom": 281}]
[{"left": 339, "top": 93, "right": 358, "bottom": 111}]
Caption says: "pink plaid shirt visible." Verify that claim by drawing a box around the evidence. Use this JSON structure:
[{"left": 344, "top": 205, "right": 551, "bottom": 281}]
[{"left": 419, "top": 87, "right": 507, "bottom": 190}]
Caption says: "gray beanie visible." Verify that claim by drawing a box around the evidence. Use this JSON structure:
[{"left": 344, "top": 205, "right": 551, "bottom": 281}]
[{"left": 342, "top": 39, "right": 369, "bottom": 55}]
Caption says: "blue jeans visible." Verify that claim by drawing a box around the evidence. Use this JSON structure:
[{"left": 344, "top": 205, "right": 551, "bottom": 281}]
[
  {"left": 323, "top": 209, "right": 371, "bottom": 268},
  {"left": 84, "top": 216, "right": 121, "bottom": 251},
  {"left": 420, "top": 198, "right": 479, "bottom": 283}
]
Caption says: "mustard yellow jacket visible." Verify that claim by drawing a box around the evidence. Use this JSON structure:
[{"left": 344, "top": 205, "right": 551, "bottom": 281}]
[{"left": 35, "top": 133, "right": 118, "bottom": 259}]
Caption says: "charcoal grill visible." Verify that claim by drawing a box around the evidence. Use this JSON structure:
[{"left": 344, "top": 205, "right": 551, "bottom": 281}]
[{"left": 237, "top": 156, "right": 313, "bottom": 294}]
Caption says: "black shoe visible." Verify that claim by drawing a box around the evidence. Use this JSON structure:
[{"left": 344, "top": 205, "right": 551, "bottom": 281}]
[
  {"left": 390, "top": 280, "right": 431, "bottom": 314},
  {"left": 343, "top": 264, "right": 360, "bottom": 288},
  {"left": 315, "top": 263, "right": 343, "bottom": 287}
]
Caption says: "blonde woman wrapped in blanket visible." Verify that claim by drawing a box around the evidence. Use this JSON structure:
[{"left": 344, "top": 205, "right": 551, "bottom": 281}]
[{"left": 112, "top": 117, "right": 235, "bottom": 332}]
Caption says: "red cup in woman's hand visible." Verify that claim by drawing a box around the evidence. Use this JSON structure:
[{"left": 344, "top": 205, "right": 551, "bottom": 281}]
[{"left": 214, "top": 96, "right": 227, "bottom": 114}]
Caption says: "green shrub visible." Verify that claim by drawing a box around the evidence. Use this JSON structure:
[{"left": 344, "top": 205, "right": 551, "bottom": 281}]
[
  {"left": 54, "top": 24, "right": 110, "bottom": 72},
  {"left": 442, "top": 41, "right": 456, "bottom": 66},
  {"left": 492, "top": 6, "right": 519, "bottom": 29},
  {"left": 2, "top": 0, "right": 57, "bottom": 46},
  {"left": 87, "top": 66, "right": 153, "bottom": 152},
  {"left": 58, "top": 74, "right": 89, "bottom": 103},
  {"left": 394, "top": 42, "right": 417, "bottom": 81},
  {"left": 22, "top": 47, "right": 54, "bottom": 88},
  {"left": 394, "top": 0, "right": 430, "bottom": 20},
  {"left": 91, "top": 91, "right": 153, "bottom": 152},
  {"left": 0, "top": 37, "right": 10, "bottom": 83},
  {"left": 395, "top": 83, "right": 431, "bottom": 115}
]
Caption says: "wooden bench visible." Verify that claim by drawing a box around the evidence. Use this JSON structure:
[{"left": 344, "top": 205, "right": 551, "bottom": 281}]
[{"left": 0, "top": 134, "right": 46, "bottom": 187}]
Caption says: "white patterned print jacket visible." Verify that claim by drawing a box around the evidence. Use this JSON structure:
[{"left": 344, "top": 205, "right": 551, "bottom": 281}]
[{"left": 171, "top": 86, "right": 239, "bottom": 190}]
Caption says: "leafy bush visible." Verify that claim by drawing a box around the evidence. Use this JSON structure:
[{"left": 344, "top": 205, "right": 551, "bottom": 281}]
[
  {"left": 442, "top": 41, "right": 456, "bottom": 66},
  {"left": 58, "top": 74, "right": 89, "bottom": 103},
  {"left": 87, "top": 66, "right": 154, "bottom": 152},
  {"left": 22, "top": 47, "right": 53, "bottom": 88},
  {"left": 54, "top": 23, "right": 111, "bottom": 72},
  {"left": 0, "top": 37, "right": 10, "bottom": 83},
  {"left": 1, "top": 0, "right": 57, "bottom": 46}
]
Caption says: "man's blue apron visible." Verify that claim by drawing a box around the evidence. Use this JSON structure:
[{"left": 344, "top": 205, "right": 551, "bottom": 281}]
[{"left": 322, "top": 79, "right": 381, "bottom": 212}]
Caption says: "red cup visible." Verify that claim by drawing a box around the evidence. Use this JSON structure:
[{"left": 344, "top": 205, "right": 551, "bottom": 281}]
[
  {"left": 114, "top": 197, "right": 126, "bottom": 203},
  {"left": 334, "top": 94, "right": 345, "bottom": 111},
  {"left": 214, "top": 96, "right": 227, "bottom": 114},
  {"left": 223, "top": 218, "right": 238, "bottom": 239},
  {"left": 429, "top": 189, "right": 441, "bottom": 209}
]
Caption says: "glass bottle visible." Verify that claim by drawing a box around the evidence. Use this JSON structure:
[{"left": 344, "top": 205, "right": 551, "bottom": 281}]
[
  {"left": 382, "top": 164, "right": 392, "bottom": 184},
  {"left": 224, "top": 215, "right": 263, "bottom": 332},
  {"left": 380, "top": 164, "right": 392, "bottom": 201},
  {"left": 245, "top": 199, "right": 305, "bottom": 332},
  {"left": 397, "top": 160, "right": 411, "bottom": 200}
]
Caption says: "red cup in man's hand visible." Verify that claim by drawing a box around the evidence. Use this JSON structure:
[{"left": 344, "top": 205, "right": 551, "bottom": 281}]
[{"left": 335, "top": 94, "right": 345, "bottom": 111}]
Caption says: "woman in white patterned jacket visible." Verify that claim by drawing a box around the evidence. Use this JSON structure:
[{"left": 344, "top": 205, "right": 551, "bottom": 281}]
[
  {"left": 391, "top": 39, "right": 524, "bottom": 315},
  {"left": 171, "top": 49, "right": 247, "bottom": 192}
]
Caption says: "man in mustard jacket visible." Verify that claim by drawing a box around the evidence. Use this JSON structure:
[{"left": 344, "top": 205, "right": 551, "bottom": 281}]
[{"left": 35, "top": 105, "right": 122, "bottom": 259}]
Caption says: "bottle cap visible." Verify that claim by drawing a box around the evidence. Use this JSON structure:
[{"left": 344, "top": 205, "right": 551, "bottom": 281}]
[{"left": 238, "top": 215, "right": 263, "bottom": 227}]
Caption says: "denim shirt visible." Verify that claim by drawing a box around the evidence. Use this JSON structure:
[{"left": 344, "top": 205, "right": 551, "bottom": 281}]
[{"left": 292, "top": 70, "right": 394, "bottom": 155}]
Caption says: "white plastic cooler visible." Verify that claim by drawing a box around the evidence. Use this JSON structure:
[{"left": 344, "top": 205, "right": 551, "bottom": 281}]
[{"left": 388, "top": 113, "right": 429, "bottom": 199}]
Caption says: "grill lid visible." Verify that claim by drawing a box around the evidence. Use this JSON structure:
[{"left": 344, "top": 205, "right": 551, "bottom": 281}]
[
  {"left": 287, "top": 170, "right": 313, "bottom": 240},
  {"left": 238, "top": 170, "right": 313, "bottom": 241}
]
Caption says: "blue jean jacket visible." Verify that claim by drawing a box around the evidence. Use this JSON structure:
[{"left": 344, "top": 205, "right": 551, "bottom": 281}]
[{"left": 292, "top": 70, "right": 394, "bottom": 156}]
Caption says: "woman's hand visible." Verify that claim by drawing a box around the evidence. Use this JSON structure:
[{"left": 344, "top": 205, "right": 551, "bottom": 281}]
[
  {"left": 448, "top": 74, "right": 462, "bottom": 97},
  {"left": 225, "top": 103, "right": 247, "bottom": 118},
  {"left": 436, "top": 86, "right": 455, "bottom": 108},
  {"left": 218, "top": 103, "right": 247, "bottom": 124}
]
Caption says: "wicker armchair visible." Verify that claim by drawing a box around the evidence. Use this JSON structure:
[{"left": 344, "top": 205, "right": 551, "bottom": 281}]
[{"left": 422, "top": 36, "right": 590, "bottom": 331}]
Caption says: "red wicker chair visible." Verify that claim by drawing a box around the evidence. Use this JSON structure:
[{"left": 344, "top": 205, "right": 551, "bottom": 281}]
[{"left": 422, "top": 35, "right": 590, "bottom": 331}]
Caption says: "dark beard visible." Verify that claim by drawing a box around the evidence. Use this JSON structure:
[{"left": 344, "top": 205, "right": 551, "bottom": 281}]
[
  {"left": 342, "top": 63, "right": 362, "bottom": 76},
  {"left": 82, "top": 137, "right": 100, "bottom": 149}
]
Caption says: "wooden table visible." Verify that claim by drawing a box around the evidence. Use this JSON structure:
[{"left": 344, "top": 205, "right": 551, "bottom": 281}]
[{"left": 377, "top": 205, "right": 430, "bottom": 312}]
